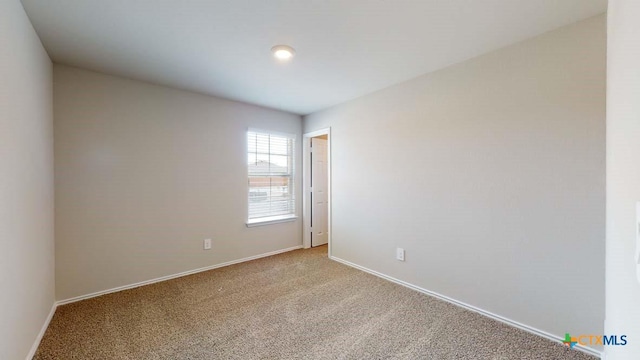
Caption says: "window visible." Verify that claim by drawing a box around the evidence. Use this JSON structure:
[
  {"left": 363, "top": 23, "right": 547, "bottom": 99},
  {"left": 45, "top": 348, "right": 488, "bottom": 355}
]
[{"left": 247, "top": 129, "right": 296, "bottom": 226}]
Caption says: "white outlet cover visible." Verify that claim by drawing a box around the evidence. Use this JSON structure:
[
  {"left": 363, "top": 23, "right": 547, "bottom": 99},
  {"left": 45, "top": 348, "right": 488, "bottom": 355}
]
[
  {"left": 204, "top": 238, "right": 212, "bottom": 250},
  {"left": 396, "top": 248, "right": 405, "bottom": 261}
]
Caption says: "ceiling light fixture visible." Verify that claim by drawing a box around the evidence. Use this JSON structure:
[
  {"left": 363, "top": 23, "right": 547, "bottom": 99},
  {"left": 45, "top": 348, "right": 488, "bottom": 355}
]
[{"left": 271, "top": 45, "right": 295, "bottom": 60}]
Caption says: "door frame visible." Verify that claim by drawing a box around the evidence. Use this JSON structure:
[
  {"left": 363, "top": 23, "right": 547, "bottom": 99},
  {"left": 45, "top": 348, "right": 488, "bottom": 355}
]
[{"left": 302, "top": 127, "right": 332, "bottom": 256}]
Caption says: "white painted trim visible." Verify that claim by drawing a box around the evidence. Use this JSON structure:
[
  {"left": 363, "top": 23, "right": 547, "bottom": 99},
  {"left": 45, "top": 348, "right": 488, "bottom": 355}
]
[
  {"left": 247, "top": 127, "right": 297, "bottom": 139},
  {"left": 302, "top": 127, "right": 332, "bottom": 256},
  {"left": 28, "top": 246, "right": 303, "bottom": 357},
  {"left": 26, "top": 302, "right": 57, "bottom": 360},
  {"left": 303, "top": 136, "right": 311, "bottom": 249},
  {"left": 329, "top": 255, "right": 603, "bottom": 359},
  {"left": 304, "top": 128, "right": 330, "bottom": 138},
  {"left": 246, "top": 215, "right": 297, "bottom": 227},
  {"left": 57, "top": 246, "right": 303, "bottom": 306}
]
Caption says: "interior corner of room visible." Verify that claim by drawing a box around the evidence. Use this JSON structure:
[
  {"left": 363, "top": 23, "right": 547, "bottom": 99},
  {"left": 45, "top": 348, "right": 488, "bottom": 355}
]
[{"left": 2, "top": 0, "right": 640, "bottom": 359}]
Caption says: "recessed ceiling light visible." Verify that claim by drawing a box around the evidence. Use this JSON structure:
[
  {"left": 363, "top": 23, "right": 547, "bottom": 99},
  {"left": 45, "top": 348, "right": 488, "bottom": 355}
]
[{"left": 271, "top": 45, "right": 295, "bottom": 61}]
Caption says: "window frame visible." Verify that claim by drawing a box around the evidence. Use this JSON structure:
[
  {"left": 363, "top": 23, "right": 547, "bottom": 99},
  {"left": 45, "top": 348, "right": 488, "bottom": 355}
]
[{"left": 246, "top": 128, "right": 297, "bottom": 227}]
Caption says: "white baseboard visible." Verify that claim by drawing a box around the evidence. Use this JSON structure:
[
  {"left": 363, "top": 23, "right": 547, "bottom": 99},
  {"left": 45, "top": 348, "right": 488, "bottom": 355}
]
[
  {"left": 25, "top": 302, "right": 57, "bottom": 360},
  {"left": 32, "top": 248, "right": 598, "bottom": 359},
  {"left": 57, "top": 245, "right": 303, "bottom": 306},
  {"left": 28, "top": 246, "right": 303, "bottom": 358},
  {"left": 330, "top": 255, "right": 602, "bottom": 359}
]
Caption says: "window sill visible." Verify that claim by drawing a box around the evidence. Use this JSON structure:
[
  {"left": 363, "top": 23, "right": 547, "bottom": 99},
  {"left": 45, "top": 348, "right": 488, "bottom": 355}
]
[{"left": 246, "top": 215, "right": 298, "bottom": 227}]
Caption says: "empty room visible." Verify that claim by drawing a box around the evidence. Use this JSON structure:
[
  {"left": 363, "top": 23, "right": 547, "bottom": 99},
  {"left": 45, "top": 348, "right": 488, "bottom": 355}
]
[{"left": 2, "top": 0, "right": 640, "bottom": 359}]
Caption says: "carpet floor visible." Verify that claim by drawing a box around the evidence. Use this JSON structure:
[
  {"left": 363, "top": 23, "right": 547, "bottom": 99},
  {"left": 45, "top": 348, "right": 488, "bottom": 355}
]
[{"left": 35, "top": 246, "right": 595, "bottom": 359}]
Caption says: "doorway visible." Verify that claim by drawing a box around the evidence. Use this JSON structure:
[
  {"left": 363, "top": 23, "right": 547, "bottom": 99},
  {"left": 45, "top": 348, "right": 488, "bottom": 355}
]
[{"left": 303, "top": 128, "right": 331, "bottom": 253}]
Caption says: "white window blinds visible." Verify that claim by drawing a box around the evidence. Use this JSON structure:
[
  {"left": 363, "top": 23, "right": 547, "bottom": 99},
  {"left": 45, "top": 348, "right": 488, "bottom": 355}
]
[{"left": 247, "top": 130, "right": 295, "bottom": 221}]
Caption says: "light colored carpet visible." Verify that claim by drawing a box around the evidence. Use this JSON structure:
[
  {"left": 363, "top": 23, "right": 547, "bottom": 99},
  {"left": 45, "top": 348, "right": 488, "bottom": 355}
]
[{"left": 35, "top": 246, "right": 594, "bottom": 359}]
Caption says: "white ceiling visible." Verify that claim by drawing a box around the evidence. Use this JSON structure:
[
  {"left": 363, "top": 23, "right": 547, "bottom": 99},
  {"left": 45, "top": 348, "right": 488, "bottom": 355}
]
[{"left": 21, "top": 0, "right": 606, "bottom": 115}]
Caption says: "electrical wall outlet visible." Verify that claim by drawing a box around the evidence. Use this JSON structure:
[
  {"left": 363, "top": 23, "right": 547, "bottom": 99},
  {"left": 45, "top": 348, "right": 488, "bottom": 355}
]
[
  {"left": 203, "top": 238, "right": 212, "bottom": 250},
  {"left": 396, "top": 247, "right": 405, "bottom": 261}
]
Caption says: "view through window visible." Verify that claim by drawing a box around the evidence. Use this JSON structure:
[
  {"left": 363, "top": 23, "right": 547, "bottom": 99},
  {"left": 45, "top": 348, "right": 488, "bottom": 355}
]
[{"left": 247, "top": 130, "right": 295, "bottom": 222}]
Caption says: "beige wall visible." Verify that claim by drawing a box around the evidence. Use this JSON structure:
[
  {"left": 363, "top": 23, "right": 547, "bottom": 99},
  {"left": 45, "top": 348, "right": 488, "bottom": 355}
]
[
  {"left": 606, "top": 1, "right": 640, "bottom": 359},
  {"left": 0, "top": 1, "right": 55, "bottom": 359},
  {"left": 54, "top": 65, "right": 302, "bottom": 300},
  {"left": 305, "top": 15, "right": 605, "bottom": 348}
]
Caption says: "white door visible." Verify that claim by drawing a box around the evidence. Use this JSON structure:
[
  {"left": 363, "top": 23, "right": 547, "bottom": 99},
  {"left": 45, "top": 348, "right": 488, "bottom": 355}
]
[{"left": 311, "top": 138, "right": 328, "bottom": 247}]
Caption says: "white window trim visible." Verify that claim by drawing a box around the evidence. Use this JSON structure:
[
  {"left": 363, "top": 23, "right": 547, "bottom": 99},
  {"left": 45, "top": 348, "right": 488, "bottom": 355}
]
[
  {"left": 246, "top": 214, "right": 298, "bottom": 227},
  {"left": 248, "top": 128, "right": 296, "bottom": 139},
  {"left": 246, "top": 128, "right": 297, "bottom": 226}
]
